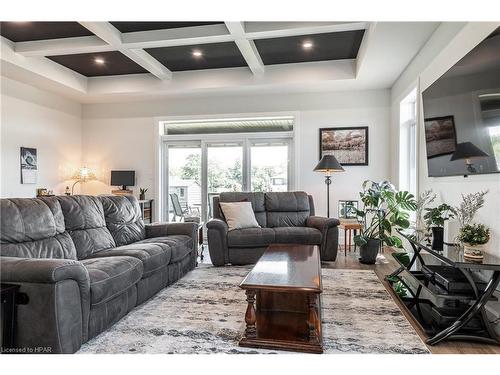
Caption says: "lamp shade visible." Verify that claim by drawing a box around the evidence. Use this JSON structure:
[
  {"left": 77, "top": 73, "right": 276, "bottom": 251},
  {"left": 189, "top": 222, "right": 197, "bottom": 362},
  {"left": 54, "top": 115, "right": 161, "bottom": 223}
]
[
  {"left": 72, "top": 166, "right": 96, "bottom": 182},
  {"left": 450, "top": 142, "right": 489, "bottom": 161},
  {"left": 314, "top": 155, "right": 345, "bottom": 172}
]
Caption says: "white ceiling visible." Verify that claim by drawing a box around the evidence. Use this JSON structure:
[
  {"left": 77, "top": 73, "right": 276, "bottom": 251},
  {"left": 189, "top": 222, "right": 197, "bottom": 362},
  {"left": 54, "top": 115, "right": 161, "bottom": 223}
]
[{"left": 0, "top": 22, "right": 440, "bottom": 103}]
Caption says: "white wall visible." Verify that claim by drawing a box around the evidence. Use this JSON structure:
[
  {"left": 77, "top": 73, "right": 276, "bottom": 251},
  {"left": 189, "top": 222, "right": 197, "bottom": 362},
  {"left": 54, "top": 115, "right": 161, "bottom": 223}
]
[
  {"left": 0, "top": 77, "right": 82, "bottom": 197},
  {"left": 391, "top": 22, "right": 500, "bottom": 255},
  {"left": 81, "top": 89, "right": 391, "bottom": 219}
]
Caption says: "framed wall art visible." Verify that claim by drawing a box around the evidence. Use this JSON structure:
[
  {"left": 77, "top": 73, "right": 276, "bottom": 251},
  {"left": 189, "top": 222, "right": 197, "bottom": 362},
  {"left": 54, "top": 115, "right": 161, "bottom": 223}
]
[
  {"left": 20, "top": 147, "right": 37, "bottom": 184},
  {"left": 319, "top": 126, "right": 369, "bottom": 166}
]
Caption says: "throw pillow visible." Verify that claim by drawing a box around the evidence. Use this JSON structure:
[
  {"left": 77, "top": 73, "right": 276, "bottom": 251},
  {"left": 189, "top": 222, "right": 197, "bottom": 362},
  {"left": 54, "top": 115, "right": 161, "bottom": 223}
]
[{"left": 219, "top": 202, "right": 261, "bottom": 231}]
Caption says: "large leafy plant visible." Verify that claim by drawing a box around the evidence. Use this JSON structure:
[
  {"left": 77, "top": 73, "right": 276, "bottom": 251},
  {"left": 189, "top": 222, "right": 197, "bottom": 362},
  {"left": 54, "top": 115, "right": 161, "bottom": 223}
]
[{"left": 353, "top": 180, "right": 417, "bottom": 248}]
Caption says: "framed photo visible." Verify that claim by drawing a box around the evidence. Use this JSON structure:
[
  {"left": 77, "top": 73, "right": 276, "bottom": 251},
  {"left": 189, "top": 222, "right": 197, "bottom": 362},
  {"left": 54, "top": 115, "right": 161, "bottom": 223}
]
[
  {"left": 20, "top": 147, "right": 37, "bottom": 184},
  {"left": 338, "top": 200, "right": 359, "bottom": 219},
  {"left": 424, "top": 116, "right": 457, "bottom": 158},
  {"left": 319, "top": 126, "right": 369, "bottom": 166}
]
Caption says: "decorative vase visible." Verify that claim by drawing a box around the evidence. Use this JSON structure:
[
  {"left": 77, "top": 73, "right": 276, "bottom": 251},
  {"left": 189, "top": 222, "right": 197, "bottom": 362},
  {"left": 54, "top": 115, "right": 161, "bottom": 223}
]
[
  {"left": 359, "top": 239, "right": 380, "bottom": 264},
  {"left": 431, "top": 227, "right": 444, "bottom": 251},
  {"left": 463, "top": 243, "right": 485, "bottom": 260},
  {"left": 139, "top": 194, "right": 145, "bottom": 201}
]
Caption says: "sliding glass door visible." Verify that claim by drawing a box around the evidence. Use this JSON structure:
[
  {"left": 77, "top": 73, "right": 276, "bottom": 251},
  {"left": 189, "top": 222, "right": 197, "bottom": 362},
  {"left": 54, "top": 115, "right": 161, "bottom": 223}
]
[
  {"left": 164, "top": 137, "right": 293, "bottom": 222},
  {"left": 165, "top": 139, "right": 293, "bottom": 221},
  {"left": 207, "top": 142, "right": 243, "bottom": 218},
  {"left": 166, "top": 143, "right": 202, "bottom": 221}
]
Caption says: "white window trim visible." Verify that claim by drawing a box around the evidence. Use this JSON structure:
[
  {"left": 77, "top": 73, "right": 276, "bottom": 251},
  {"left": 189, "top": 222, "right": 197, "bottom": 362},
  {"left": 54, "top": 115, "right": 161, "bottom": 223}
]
[{"left": 154, "top": 111, "right": 299, "bottom": 222}]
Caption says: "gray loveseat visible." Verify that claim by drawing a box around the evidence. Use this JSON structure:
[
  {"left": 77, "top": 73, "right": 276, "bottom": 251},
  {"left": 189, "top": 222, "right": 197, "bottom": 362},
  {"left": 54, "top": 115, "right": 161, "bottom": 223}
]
[
  {"left": 0, "top": 195, "right": 197, "bottom": 353},
  {"left": 207, "top": 191, "right": 339, "bottom": 266}
]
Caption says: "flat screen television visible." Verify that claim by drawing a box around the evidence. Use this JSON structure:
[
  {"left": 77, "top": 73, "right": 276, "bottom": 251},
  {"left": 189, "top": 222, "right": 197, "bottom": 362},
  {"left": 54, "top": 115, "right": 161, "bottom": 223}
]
[
  {"left": 111, "top": 170, "right": 135, "bottom": 190},
  {"left": 422, "top": 27, "right": 500, "bottom": 177}
]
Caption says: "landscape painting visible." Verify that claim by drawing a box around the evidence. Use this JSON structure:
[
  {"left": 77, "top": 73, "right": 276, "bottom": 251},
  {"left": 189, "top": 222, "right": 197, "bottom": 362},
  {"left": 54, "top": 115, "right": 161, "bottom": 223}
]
[
  {"left": 424, "top": 116, "right": 457, "bottom": 158},
  {"left": 319, "top": 126, "right": 368, "bottom": 166}
]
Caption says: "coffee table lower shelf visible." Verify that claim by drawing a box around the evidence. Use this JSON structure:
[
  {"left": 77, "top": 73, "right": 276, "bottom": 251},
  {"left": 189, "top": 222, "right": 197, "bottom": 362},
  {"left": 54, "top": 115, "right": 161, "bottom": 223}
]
[{"left": 238, "top": 290, "right": 323, "bottom": 354}]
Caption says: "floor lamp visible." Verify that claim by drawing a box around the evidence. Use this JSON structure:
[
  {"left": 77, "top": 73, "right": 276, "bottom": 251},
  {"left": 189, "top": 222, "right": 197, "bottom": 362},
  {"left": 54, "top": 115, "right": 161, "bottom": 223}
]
[{"left": 314, "top": 155, "right": 344, "bottom": 218}]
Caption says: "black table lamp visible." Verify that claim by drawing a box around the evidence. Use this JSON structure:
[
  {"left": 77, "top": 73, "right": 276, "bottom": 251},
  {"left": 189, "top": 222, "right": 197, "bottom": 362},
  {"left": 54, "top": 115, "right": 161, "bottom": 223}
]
[
  {"left": 314, "top": 155, "right": 345, "bottom": 217},
  {"left": 450, "top": 142, "right": 489, "bottom": 176}
]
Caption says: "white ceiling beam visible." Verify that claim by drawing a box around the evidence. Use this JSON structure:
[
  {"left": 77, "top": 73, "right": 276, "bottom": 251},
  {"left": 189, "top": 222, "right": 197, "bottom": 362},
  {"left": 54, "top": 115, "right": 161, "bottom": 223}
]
[
  {"left": 78, "top": 22, "right": 122, "bottom": 47},
  {"left": 225, "top": 22, "right": 264, "bottom": 75},
  {"left": 121, "top": 23, "right": 233, "bottom": 49},
  {"left": 244, "top": 21, "right": 367, "bottom": 39},
  {"left": 78, "top": 22, "right": 172, "bottom": 81},
  {"left": 121, "top": 48, "right": 172, "bottom": 80},
  {"left": 1, "top": 36, "right": 88, "bottom": 94},
  {"left": 86, "top": 59, "right": 356, "bottom": 98},
  {"left": 15, "top": 36, "right": 114, "bottom": 57}
]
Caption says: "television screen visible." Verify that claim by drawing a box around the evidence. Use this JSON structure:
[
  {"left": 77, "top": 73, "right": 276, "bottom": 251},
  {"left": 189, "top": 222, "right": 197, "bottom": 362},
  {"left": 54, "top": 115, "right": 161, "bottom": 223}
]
[
  {"left": 422, "top": 27, "right": 500, "bottom": 177},
  {"left": 111, "top": 170, "right": 135, "bottom": 187}
]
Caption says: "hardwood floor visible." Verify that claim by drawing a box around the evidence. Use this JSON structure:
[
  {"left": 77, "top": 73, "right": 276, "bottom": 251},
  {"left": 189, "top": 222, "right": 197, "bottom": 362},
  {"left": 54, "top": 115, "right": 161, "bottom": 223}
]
[{"left": 198, "top": 244, "right": 500, "bottom": 354}]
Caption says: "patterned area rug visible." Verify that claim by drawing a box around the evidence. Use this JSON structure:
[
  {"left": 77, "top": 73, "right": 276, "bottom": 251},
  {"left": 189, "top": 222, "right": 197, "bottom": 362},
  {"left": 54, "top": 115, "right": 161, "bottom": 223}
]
[{"left": 79, "top": 266, "right": 429, "bottom": 354}]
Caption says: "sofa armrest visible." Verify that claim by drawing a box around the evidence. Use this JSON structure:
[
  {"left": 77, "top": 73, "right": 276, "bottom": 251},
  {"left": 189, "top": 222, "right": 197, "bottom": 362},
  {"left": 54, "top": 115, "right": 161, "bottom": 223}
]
[
  {"left": 0, "top": 257, "right": 90, "bottom": 353},
  {"left": 146, "top": 222, "right": 198, "bottom": 252},
  {"left": 206, "top": 219, "right": 229, "bottom": 266},
  {"left": 1, "top": 257, "right": 89, "bottom": 284},
  {"left": 306, "top": 216, "right": 340, "bottom": 262},
  {"left": 306, "top": 216, "right": 340, "bottom": 231}
]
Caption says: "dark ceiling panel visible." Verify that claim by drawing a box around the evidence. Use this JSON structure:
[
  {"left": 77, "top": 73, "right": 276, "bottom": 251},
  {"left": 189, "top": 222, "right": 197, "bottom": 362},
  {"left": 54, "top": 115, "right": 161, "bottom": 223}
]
[
  {"left": 47, "top": 51, "right": 148, "bottom": 77},
  {"left": 145, "top": 42, "right": 247, "bottom": 72},
  {"left": 0, "top": 22, "right": 93, "bottom": 42},
  {"left": 254, "top": 30, "right": 365, "bottom": 65},
  {"left": 110, "top": 22, "right": 224, "bottom": 33}
]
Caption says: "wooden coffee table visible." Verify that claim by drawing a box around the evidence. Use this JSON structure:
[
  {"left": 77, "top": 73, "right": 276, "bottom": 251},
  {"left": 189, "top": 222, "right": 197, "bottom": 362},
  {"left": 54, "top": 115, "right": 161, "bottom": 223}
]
[{"left": 238, "top": 244, "right": 323, "bottom": 353}]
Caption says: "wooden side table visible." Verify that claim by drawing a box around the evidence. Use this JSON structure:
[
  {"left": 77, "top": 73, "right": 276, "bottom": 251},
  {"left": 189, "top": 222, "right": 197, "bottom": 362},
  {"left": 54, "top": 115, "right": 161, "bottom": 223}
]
[{"left": 338, "top": 222, "right": 363, "bottom": 256}]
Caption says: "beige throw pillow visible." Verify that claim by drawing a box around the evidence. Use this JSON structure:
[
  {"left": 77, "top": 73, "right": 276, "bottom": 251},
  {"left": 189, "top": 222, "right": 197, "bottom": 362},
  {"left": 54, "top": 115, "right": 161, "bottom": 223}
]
[{"left": 219, "top": 202, "right": 261, "bottom": 231}]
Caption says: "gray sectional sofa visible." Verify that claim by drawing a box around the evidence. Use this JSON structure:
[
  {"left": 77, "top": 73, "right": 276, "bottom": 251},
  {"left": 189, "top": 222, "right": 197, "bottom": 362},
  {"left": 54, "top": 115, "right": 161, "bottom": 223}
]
[
  {"left": 207, "top": 191, "right": 339, "bottom": 266},
  {"left": 0, "top": 195, "right": 197, "bottom": 353}
]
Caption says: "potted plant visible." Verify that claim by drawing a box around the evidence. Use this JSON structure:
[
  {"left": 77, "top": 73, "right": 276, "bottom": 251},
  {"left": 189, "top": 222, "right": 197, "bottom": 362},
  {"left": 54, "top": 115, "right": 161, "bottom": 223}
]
[
  {"left": 423, "top": 203, "right": 454, "bottom": 251},
  {"left": 458, "top": 223, "right": 490, "bottom": 260},
  {"left": 139, "top": 188, "right": 148, "bottom": 201},
  {"left": 411, "top": 190, "right": 436, "bottom": 243},
  {"left": 353, "top": 180, "right": 417, "bottom": 264}
]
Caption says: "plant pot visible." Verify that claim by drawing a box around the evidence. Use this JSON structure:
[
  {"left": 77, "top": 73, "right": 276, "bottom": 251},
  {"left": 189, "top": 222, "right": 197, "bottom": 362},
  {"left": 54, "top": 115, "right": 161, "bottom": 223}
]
[
  {"left": 359, "top": 239, "right": 380, "bottom": 264},
  {"left": 139, "top": 194, "right": 145, "bottom": 201},
  {"left": 431, "top": 227, "right": 444, "bottom": 251},
  {"left": 463, "top": 243, "right": 485, "bottom": 260}
]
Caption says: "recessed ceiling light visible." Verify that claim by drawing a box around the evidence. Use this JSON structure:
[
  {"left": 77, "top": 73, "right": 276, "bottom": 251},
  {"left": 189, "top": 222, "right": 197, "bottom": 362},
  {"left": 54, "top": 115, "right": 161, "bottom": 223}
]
[
  {"left": 192, "top": 50, "right": 203, "bottom": 58},
  {"left": 302, "top": 41, "right": 313, "bottom": 49},
  {"left": 94, "top": 57, "right": 105, "bottom": 65}
]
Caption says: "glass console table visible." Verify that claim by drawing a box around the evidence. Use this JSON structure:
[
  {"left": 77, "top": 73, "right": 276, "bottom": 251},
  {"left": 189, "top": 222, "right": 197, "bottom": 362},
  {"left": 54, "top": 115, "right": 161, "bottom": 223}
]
[{"left": 387, "top": 231, "right": 500, "bottom": 345}]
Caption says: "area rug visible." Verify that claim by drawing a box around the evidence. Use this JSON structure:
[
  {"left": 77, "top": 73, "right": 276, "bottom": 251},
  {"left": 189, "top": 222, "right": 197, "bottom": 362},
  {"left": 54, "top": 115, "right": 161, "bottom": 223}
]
[{"left": 79, "top": 267, "right": 429, "bottom": 354}]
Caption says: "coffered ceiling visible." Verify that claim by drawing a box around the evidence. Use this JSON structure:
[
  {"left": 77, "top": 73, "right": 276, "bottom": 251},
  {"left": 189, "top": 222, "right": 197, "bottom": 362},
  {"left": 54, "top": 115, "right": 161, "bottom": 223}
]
[{"left": 0, "top": 21, "right": 441, "bottom": 102}]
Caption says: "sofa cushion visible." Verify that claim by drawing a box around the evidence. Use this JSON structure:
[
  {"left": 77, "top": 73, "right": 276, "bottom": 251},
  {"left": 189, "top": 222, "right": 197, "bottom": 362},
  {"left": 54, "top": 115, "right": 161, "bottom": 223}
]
[
  {"left": 218, "top": 192, "right": 267, "bottom": 227},
  {"left": 135, "top": 235, "right": 192, "bottom": 263},
  {"left": 57, "top": 196, "right": 115, "bottom": 259},
  {"left": 227, "top": 227, "right": 276, "bottom": 248},
  {"left": 99, "top": 195, "right": 145, "bottom": 246},
  {"left": 273, "top": 226, "right": 322, "bottom": 244},
  {"left": 265, "top": 192, "right": 311, "bottom": 228},
  {"left": 0, "top": 197, "right": 77, "bottom": 259},
  {"left": 87, "top": 243, "right": 169, "bottom": 278},
  {"left": 81, "top": 256, "right": 142, "bottom": 306},
  {"left": 219, "top": 202, "right": 261, "bottom": 231}
]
